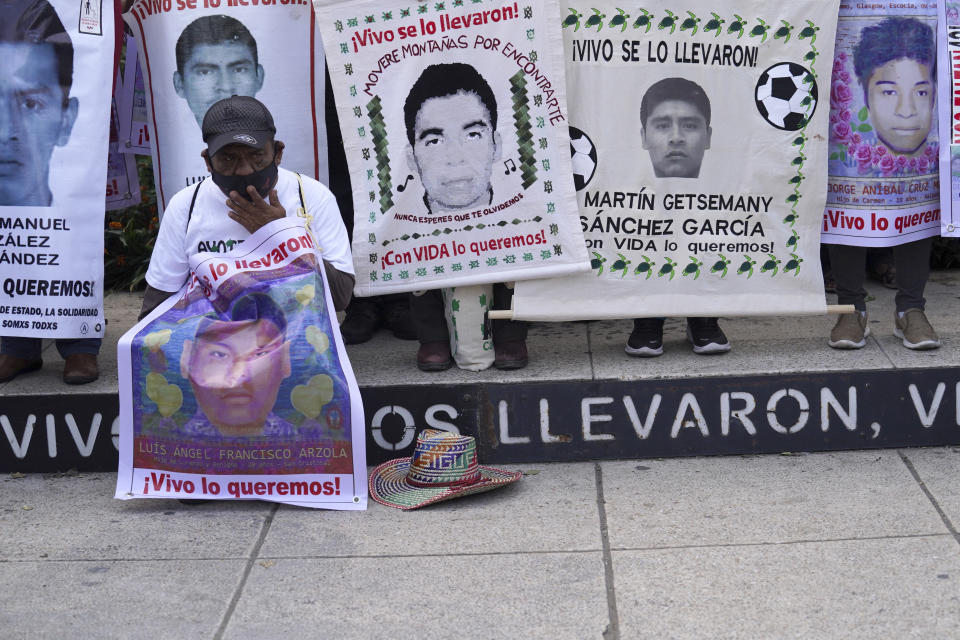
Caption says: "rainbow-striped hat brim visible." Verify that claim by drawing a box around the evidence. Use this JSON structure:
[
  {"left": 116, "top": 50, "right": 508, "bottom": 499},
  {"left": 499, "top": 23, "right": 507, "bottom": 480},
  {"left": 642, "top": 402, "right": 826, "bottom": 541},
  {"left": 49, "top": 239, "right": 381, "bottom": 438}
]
[{"left": 368, "top": 429, "right": 521, "bottom": 510}]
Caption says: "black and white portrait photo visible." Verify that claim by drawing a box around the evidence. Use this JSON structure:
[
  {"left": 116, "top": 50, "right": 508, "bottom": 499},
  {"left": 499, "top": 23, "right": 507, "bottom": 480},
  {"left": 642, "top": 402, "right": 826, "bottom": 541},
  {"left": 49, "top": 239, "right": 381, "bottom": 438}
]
[
  {"left": 640, "top": 77, "right": 712, "bottom": 179},
  {"left": 0, "top": 0, "right": 78, "bottom": 207},
  {"left": 173, "top": 15, "right": 265, "bottom": 128},
  {"left": 403, "top": 62, "right": 502, "bottom": 214}
]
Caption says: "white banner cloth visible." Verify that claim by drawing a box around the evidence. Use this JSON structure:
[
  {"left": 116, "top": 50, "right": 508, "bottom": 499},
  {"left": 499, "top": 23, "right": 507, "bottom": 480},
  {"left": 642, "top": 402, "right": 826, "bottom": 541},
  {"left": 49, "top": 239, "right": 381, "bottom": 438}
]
[
  {"left": 514, "top": 0, "right": 837, "bottom": 320},
  {"left": 0, "top": 0, "right": 114, "bottom": 338},
  {"left": 313, "top": 0, "right": 590, "bottom": 295},
  {"left": 123, "top": 2, "right": 329, "bottom": 211},
  {"left": 822, "top": 3, "right": 940, "bottom": 246},
  {"left": 116, "top": 217, "right": 367, "bottom": 509}
]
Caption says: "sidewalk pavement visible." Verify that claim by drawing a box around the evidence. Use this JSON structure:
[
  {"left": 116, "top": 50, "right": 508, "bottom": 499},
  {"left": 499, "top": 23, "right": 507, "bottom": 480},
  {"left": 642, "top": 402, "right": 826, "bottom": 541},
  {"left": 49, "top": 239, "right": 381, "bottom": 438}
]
[{"left": 3, "top": 448, "right": 960, "bottom": 639}]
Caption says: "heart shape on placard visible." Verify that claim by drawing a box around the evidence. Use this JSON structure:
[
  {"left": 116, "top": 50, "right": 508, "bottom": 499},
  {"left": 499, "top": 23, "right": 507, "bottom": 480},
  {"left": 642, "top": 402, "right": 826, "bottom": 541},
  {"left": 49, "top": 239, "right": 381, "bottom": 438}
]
[
  {"left": 305, "top": 325, "right": 329, "bottom": 354},
  {"left": 290, "top": 374, "right": 334, "bottom": 419},
  {"left": 145, "top": 372, "right": 183, "bottom": 417},
  {"left": 143, "top": 329, "right": 172, "bottom": 350},
  {"left": 295, "top": 284, "right": 315, "bottom": 306}
]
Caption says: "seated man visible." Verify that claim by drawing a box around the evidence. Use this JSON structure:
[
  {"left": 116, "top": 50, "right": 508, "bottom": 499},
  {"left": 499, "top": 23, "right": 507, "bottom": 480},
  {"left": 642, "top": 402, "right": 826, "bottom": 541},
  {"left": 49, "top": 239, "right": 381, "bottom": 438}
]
[
  {"left": 628, "top": 78, "right": 730, "bottom": 357},
  {"left": 402, "top": 63, "right": 527, "bottom": 371},
  {"left": 139, "top": 95, "right": 354, "bottom": 319}
]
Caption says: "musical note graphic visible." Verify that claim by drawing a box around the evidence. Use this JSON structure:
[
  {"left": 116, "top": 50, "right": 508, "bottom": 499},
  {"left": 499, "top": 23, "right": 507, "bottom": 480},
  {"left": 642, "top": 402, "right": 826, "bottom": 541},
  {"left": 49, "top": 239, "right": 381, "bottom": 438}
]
[
  {"left": 504, "top": 159, "right": 517, "bottom": 174},
  {"left": 396, "top": 174, "right": 414, "bottom": 192}
]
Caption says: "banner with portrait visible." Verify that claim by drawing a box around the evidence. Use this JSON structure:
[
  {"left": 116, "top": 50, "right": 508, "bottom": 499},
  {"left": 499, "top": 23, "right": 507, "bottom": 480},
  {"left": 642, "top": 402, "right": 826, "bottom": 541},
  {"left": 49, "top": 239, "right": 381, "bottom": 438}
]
[
  {"left": 0, "top": 0, "right": 114, "bottom": 339},
  {"left": 115, "top": 217, "right": 367, "bottom": 509},
  {"left": 123, "top": 3, "right": 328, "bottom": 211},
  {"left": 313, "top": 0, "right": 590, "bottom": 296},
  {"left": 939, "top": 0, "right": 960, "bottom": 237},
  {"left": 106, "top": 72, "right": 141, "bottom": 211},
  {"left": 118, "top": 34, "right": 151, "bottom": 155},
  {"left": 512, "top": 0, "right": 837, "bottom": 320},
  {"left": 822, "top": 4, "right": 940, "bottom": 246}
]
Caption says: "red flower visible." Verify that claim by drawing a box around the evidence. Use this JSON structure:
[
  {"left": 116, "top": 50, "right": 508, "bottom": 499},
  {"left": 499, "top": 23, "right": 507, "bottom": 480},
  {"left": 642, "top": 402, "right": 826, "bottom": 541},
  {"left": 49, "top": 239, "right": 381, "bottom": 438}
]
[
  {"left": 878, "top": 154, "right": 895, "bottom": 175},
  {"left": 831, "top": 81, "right": 853, "bottom": 106},
  {"left": 832, "top": 121, "right": 852, "bottom": 140}
]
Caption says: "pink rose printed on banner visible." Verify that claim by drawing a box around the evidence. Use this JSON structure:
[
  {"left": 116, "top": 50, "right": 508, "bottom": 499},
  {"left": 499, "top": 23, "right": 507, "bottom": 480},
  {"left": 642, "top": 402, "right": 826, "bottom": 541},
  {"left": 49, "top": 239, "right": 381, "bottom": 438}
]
[{"left": 827, "top": 54, "right": 937, "bottom": 177}]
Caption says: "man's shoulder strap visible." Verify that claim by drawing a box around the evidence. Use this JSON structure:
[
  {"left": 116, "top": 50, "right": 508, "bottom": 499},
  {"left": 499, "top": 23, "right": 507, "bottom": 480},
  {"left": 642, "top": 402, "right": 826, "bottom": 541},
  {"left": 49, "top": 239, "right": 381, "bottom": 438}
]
[
  {"left": 295, "top": 172, "right": 306, "bottom": 212},
  {"left": 186, "top": 178, "right": 205, "bottom": 224}
]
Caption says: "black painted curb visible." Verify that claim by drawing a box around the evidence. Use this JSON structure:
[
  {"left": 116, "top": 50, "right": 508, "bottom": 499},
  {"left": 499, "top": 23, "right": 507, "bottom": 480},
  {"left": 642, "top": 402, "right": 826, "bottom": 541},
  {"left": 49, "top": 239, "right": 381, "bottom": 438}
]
[{"left": 3, "top": 367, "right": 959, "bottom": 472}]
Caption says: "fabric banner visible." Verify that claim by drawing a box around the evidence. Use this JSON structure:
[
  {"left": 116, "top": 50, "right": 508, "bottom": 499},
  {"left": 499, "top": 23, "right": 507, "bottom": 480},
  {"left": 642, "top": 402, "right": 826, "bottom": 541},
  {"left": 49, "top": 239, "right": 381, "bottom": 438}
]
[
  {"left": 123, "top": 2, "right": 328, "bottom": 211},
  {"left": 115, "top": 217, "right": 367, "bottom": 509},
  {"left": 939, "top": 0, "right": 960, "bottom": 237},
  {"left": 106, "top": 72, "right": 141, "bottom": 211},
  {"left": 313, "top": 0, "right": 590, "bottom": 296},
  {"left": 512, "top": 0, "right": 836, "bottom": 320},
  {"left": 0, "top": 0, "right": 113, "bottom": 338},
  {"left": 822, "top": 3, "right": 940, "bottom": 246},
  {"left": 118, "top": 34, "right": 151, "bottom": 155}
]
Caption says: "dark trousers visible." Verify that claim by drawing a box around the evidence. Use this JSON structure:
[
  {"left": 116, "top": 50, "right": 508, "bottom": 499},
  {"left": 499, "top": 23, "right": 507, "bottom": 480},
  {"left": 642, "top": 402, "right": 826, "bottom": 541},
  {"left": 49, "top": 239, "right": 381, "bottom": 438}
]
[
  {"left": 827, "top": 237, "right": 932, "bottom": 312},
  {"left": 2, "top": 337, "right": 102, "bottom": 359},
  {"left": 411, "top": 285, "right": 527, "bottom": 343}
]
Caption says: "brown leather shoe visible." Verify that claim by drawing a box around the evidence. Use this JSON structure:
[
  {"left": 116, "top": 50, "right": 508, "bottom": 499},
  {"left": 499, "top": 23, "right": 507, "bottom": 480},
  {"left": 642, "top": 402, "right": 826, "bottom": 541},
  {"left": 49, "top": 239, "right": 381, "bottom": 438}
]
[
  {"left": 494, "top": 340, "right": 528, "bottom": 370},
  {"left": 0, "top": 354, "right": 43, "bottom": 383},
  {"left": 63, "top": 353, "right": 99, "bottom": 385},
  {"left": 416, "top": 341, "right": 452, "bottom": 372}
]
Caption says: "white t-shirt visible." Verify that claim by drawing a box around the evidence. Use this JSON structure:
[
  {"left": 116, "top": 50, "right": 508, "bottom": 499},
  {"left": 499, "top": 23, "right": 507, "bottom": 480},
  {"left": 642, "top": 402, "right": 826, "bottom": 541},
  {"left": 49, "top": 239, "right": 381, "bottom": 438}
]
[{"left": 146, "top": 168, "right": 354, "bottom": 292}]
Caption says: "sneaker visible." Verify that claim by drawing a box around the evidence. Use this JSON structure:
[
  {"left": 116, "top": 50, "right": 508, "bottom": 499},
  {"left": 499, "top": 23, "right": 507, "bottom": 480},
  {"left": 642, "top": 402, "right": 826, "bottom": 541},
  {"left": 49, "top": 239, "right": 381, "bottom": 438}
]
[
  {"left": 686, "top": 317, "right": 731, "bottom": 354},
  {"left": 625, "top": 318, "right": 664, "bottom": 357},
  {"left": 894, "top": 308, "right": 940, "bottom": 350},
  {"left": 829, "top": 311, "right": 869, "bottom": 349}
]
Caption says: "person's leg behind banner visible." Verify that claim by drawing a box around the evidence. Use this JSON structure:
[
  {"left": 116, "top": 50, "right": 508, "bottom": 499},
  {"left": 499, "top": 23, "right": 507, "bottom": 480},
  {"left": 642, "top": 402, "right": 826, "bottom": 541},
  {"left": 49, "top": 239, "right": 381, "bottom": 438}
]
[
  {"left": 827, "top": 244, "right": 870, "bottom": 349},
  {"left": 892, "top": 237, "right": 939, "bottom": 350},
  {"left": 491, "top": 282, "right": 528, "bottom": 370},
  {"left": 412, "top": 289, "right": 452, "bottom": 371}
]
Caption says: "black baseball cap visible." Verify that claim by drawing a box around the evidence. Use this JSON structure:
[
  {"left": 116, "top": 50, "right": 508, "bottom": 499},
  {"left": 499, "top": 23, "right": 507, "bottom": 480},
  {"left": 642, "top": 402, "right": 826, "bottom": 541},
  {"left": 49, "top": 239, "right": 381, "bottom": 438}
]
[{"left": 202, "top": 95, "right": 277, "bottom": 157}]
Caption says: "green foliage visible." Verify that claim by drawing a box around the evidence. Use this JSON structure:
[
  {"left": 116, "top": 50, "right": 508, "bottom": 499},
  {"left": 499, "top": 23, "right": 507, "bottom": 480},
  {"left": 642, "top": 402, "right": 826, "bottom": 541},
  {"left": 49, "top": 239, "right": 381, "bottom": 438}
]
[{"left": 104, "top": 155, "right": 158, "bottom": 291}]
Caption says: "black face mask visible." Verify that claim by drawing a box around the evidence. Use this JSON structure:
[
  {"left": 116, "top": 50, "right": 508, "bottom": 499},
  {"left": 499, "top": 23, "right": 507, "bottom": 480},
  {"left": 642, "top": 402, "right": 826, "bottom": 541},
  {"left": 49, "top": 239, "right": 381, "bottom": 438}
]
[{"left": 210, "top": 160, "right": 279, "bottom": 200}]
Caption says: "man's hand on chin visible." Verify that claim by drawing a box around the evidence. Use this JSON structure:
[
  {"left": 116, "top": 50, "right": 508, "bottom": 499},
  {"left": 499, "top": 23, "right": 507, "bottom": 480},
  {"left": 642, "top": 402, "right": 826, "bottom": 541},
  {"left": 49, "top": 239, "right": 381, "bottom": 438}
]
[{"left": 226, "top": 186, "right": 286, "bottom": 233}]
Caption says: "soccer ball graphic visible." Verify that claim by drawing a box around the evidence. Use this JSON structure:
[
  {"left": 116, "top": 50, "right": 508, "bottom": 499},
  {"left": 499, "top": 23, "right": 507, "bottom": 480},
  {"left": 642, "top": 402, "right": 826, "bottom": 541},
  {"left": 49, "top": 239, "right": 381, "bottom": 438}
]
[
  {"left": 569, "top": 126, "right": 597, "bottom": 191},
  {"left": 755, "top": 62, "right": 818, "bottom": 131}
]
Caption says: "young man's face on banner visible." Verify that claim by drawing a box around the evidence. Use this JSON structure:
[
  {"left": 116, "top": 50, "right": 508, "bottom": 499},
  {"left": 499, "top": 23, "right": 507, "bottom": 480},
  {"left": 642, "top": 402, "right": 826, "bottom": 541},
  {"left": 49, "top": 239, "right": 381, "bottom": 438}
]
[
  {"left": 0, "top": 42, "right": 77, "bottom": 206},
  {"left": 181, "top": 318, "right": 291, "bottom": 437},
  {"left": 865, "top": 57, "right": 934, "bottom": 154},
  {"left": 407, "top": 91, "right": 502, "bottom": 213},
  {"left": 641, "top": 99, "right": 712, "bottom": 179},
  {"left": 173, "top": 41, "right": 264, "bottom": 127}
]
